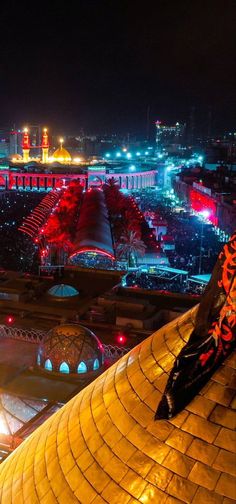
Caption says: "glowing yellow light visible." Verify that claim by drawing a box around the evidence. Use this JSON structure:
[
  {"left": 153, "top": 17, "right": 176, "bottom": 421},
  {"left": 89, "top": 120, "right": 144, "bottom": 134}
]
[
  {"left": 59, "top": 138, "right": 64, "bottom": 144},
  {"left": 0, "top": 415, "right": 9, "bottom": 435},
  {"left": 44, "top": 127, "right": 47, "bottom": 133},
  {"left": 73, "top": 157, "right": 82, "bottom": 163},
  {"left": 23, "top": 127, "right": 28, "bottom": 133}
]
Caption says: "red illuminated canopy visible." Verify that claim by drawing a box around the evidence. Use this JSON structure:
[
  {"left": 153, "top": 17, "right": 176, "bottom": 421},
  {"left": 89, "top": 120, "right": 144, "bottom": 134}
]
[{"left": 69, "top": 188, "right": 115, "bottom": 260}]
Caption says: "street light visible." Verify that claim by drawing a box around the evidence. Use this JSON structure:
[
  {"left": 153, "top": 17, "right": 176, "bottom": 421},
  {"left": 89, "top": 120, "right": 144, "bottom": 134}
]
[{"left": 198, "top": 210, "right": 210, "bottom": 274}]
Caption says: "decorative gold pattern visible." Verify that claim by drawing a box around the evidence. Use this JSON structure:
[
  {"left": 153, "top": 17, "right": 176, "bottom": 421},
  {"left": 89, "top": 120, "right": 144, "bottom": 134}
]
[{"left": 0, "top": 306, "right": 235, "bottom": 503}]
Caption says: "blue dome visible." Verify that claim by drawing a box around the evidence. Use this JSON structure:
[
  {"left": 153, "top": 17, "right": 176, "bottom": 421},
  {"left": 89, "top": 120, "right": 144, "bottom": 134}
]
[{"left": 47, "top": 284, "right": 79, "bottom": 298}]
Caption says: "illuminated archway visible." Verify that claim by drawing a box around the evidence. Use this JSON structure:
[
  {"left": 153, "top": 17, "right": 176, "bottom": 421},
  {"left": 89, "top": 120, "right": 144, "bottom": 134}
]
[
  {"left": 77, "top": 361, "right": 87, "bottom": 373},
  {"left": 93, "top": 358, "right": 100, "bottom": 370},
  {"left": 45, "top": 359, "right": 52, "bottom": 371},
  {"left": 59, "top": 361, "right": 70, "bottom": 374}
]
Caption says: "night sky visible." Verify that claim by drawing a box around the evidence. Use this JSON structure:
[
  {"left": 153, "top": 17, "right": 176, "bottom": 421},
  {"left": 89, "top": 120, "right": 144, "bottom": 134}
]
[{"left": 0, "top": 0, "right": 235, "bottom": 136}]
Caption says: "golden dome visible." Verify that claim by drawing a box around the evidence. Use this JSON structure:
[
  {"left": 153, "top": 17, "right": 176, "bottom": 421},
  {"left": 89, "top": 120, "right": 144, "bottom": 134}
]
[
  {"left": 0, "top": 305, "right": 235, "bottom": 503},
  {"left": 52, "top": 145, "right": 71, "bottom": 163}
]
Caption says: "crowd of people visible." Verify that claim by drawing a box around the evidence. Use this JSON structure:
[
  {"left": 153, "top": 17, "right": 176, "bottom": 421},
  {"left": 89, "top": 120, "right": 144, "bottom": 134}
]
[
  {"left": 0, "top": 186, "right": 227, "bottom": 298},
  {"left": 123, "top": 271, "right": 205, "bottom": 296},
  {"left": 0, "top": 191, "right": 43, "bottom": 273},
  {"left": 137, "top": 188, "right": 223, "bottom": 275}
]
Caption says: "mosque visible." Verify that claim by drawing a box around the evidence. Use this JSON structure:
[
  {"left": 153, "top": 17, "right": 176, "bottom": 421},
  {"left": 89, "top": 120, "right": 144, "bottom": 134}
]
[
  {"left": 0, "top": 234, "right": 235, "bottom": 503},
  {"left": 1, "top": 127, "right": 156, "bottom": 192},
  {"left": 14, "top": 128, "right": 73, "bottom": 165}
]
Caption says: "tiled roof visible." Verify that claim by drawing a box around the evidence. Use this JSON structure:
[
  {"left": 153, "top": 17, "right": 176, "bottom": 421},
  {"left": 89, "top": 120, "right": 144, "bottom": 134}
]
[{"left": 0, "top": 305, "right": 235, "bottom": 503}]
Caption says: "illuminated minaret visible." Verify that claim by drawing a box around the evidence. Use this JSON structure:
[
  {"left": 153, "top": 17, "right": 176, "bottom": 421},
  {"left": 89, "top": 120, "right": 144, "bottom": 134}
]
[
  {"left": 22, "top": 127, "right": 30, "bottom": 163},
  {"left": 41, "top": 128, "right": 49, "bottom": 163}
]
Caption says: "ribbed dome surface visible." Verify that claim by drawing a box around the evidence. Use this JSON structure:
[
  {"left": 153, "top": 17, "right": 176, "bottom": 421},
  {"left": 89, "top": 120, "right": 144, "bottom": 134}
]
[
  {"left": 47, "top": 284, "right": 79, "bottom": 298},
  {"left": 0, "top": 306, "right": 235, "bottom": 503},
  {"left": 39, "top": 324, "right": 103, "bottom": 373}
]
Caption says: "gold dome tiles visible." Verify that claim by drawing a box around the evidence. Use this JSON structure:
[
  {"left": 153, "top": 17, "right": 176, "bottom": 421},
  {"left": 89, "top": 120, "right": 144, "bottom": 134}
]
[
  {"left": 147, "top": 417, "right": 173, "bottom": 442},
  {"left": 225, "top": 353, "right": 236, "bottom": 369},
  {"left": 210, "top": 405, "right": 236, "bottom": 429},
  {"left": 166, "top": 473, "right": 197, "bottom": 502},
  {"left": 126, "top": 450, "right": 154, "bottom": 479},
  {"left": 145, "top": 389, "right": 162, "bottom": 412},
  {"left": 0, "top": 306, "right": 235, "bottom": 503},
  {"left": 186, "top": 437, "right": 219, "bottom": 465},
  {"left": 215, "top": 473, "right": 236, "bottom": 499},
  {"left": 103, "top": 425, "right": 123, "bottom": 448},
  {"left": 205, "top": 382, "right": 235, "bottom": 407},
  {"left": 168, "top": 409, "right": 189, "bottom": 428},
  {"left": 163, "top": 449, "right": 194, "bottom": 478},
  {"left": 84, "top": 461, "right": 111, "bottom": 493},
  {"left": 166, "top": 428, "right": 193, "bottom": 454},
  {"left": 126, "top": 424, "right": 153, "bottom": 451},
  {"left": 119, "top": 469, "right": 147, "bottom": 499},
  {"left": 214, "top": 428, "right": 236, "bottom": 452},
  {"left": 188, "top": 461, "right": 220, "bottom": 490},
  {"left": 192, "top": 487, "right": 224, "bottom": 504},
  {"left": 186, "top": 395, "right": 215, "bottom": 419},
  {"left": 182, "top": 413, "right": 221, "bottom": 443},
  {"left": 165, "top": 496, "right": 184, "bottom": 504},
  {"left": 213, "top": 450, "right": 236, "bottom": 477},
  {"left": 212, "top": 365, "right": 235, "bottom": 386},
  {"left": 139, "top": 483, "right": 166, "bottom": 503},
  {"left": 112, "top": 437, "right": 137, "bottom": 464},
  {"left": 146, "top": 462, "right": 172, "bottom": 490}
]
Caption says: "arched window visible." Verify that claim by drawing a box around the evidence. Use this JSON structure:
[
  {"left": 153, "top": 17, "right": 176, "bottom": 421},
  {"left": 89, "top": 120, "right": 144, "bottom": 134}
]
[
  {"left": 59, "top": 361, "right": 70, "bottom": 374},
  {"left": 45, "top": 359, "right": 52, "bottom": 371},
  {"left": 77, "top": 361, "right": 87, "bottom": 373},
  {"left": 93, "top": 358, "right": 100, "bottom": 370},
  {"left": 37, "top": 353, "right": 41, "bottom": 366}
]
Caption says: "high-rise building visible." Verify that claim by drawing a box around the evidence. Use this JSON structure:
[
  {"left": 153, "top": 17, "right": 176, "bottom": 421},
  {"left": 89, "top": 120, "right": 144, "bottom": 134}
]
[
  {"left": 9, "top": 129, "right": 22, "bottom": 156},
  {"left": 0, "top": 129, "right": 9, "bottom": 158},
  {"left": 155, "top": 120, "right": 185, "bottom": 153}
]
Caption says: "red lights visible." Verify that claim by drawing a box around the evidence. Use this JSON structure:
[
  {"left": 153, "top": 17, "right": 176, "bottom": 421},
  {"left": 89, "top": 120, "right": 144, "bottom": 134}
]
[
  {"left": 116, "top": 333, "right": 127, "bottom": 345},
  {"left": 6, "top": 315, "right": 14, "bottom": 324},
  {"left": 22, "top": 130, "right": 30, "bottom": 149},
  {"left": 43, "top": 182, "right": 83, "bottom": 250},
  {"left": 190, "top": 189, "right": 218, "bottom": 226},
  {"left": 42, "top": 129, "right": 49, "bottom": 149}
]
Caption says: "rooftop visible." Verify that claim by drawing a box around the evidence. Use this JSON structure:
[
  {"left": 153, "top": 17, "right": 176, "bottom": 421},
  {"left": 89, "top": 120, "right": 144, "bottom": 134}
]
[{"left": 0, "top": 304, "right": 235, "bottom": 502}]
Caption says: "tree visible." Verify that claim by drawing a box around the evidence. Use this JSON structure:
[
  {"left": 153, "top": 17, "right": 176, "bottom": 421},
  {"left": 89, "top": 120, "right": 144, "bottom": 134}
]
[
  {"left": 104, "top": 177, "right": 119, "bottom": 189},
  {"left": 116, "top": 230, "right": 146, "bottom": 268}
]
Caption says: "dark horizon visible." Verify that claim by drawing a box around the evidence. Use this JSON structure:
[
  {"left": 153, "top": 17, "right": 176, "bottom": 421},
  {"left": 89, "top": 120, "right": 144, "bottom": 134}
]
[{"left": 0, "top": 0, "right": 235, "bottom": 136}]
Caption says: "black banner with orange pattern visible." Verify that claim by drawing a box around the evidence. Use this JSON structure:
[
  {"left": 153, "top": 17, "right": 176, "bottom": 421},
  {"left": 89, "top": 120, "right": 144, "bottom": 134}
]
[{"left": 156, "top": 232, "right": 236, "bottom": 419}]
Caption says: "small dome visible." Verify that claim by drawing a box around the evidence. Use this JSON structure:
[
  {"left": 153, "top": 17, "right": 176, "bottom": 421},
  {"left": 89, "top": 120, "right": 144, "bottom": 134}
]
[
  {"left": 47, "top": 284, "right": 79, "bottom": 299},
  {"left": 52, "top": 145, "right": 71, "bottom": 163},
  {"left": 38, "top": 323, "right": 104, "bottom": 374}
]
